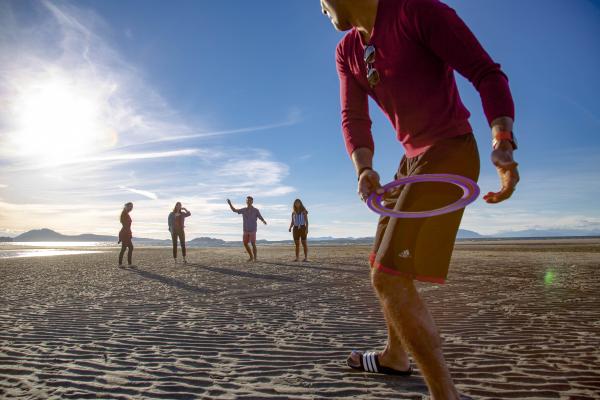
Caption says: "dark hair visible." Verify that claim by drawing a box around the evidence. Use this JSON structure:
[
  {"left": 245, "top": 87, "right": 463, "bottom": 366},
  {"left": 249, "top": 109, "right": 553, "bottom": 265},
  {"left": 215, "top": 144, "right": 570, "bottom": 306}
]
[
  {"left": 173, "top": 202, "right": 182, "bottom": 212},
  {"left": 293, "top": 199, "right": 307, "bottom": 214},
  {"left": 247, "top": 196, "right": 253, "bottom": 201}
]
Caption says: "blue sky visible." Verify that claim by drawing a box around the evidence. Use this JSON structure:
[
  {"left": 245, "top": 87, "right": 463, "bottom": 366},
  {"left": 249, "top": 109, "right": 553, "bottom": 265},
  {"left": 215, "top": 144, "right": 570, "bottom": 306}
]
[{"left": 0, "top": 0, "right": 599, "bottom": 240}]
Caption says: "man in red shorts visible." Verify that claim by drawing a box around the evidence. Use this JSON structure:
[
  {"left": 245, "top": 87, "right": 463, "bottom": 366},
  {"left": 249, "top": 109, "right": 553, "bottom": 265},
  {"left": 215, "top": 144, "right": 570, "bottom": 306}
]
[
  {"left": 321, "top": 0, "right": 520, "bottom": 398},
  {"left": 227, "top": 196, "right": 267, "bottom": 261}
]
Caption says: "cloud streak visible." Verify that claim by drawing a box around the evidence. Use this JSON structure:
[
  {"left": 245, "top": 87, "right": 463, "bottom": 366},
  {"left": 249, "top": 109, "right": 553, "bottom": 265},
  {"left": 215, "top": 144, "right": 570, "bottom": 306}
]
[
  {"left": 117, "top": 110, "right": 302, "bottom": 149},
  {"left": 118, "top": 186, "right": 158, "bottom": 200}
]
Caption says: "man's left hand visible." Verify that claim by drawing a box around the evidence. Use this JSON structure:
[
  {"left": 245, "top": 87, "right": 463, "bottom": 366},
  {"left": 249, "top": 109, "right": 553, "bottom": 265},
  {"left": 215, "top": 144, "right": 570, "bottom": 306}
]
[{"left": 483, "top": 142, "right": 520, "bottom": 204}]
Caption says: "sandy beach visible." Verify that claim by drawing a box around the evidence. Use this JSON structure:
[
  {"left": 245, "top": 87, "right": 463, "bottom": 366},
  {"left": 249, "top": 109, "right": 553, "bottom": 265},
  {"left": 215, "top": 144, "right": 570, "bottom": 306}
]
[{"left": 1, "top": 240, "right": 599, "bottom": 399}]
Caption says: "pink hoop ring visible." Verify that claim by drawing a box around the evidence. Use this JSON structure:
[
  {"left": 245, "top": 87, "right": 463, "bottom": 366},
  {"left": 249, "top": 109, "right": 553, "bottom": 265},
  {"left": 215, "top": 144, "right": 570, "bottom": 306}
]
[{"left": 366, "top": 173, "right": 480, "bottom": 218}]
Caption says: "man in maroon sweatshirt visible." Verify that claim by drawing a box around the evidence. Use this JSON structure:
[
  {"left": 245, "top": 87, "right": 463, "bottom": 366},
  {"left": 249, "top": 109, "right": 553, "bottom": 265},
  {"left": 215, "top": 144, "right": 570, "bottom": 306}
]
[{"left": 321, "top": 0, "right": 519, "bottom": 398}]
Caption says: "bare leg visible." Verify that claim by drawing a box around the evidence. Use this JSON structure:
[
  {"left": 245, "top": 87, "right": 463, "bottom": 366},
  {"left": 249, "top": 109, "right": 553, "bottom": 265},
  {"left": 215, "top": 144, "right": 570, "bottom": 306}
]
[
  {"left": 118, "top": 243, "right": 126, "bottom": 265},
  {"left": 243, "top": 243, "right": 253, "bottom": 261},
  {"left": 301, "top": 239, "right": 308, "bottom": 261},
  {"left": 127, "top": 244, "right": 133, "bottom": 265},
  {"left": 372, "top": 268, "right": 459, "bottom": 400},
  {"left": 251, "top": 242, "right": 257, "bottom": 261},
  {"left": 294, "top": 240, "right": 300, "bottom": 261}
]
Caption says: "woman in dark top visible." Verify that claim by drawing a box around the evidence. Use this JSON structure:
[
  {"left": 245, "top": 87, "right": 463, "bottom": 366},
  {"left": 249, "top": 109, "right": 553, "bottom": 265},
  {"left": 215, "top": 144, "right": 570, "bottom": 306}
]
[
  {"left": 288, "top": 199, "right": 309, "bottom": 262},
  {"left": 118, "top": 202, "right": 134, "bottom": 267},
  {"left": 168, "top": 202, "right": 191, "bottom": 264}
]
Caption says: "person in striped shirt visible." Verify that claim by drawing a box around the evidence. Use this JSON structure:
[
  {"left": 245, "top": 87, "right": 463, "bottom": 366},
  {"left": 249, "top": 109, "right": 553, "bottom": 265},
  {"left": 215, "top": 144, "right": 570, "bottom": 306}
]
[{"left": 288, "top": 199, "right": 309, "bottom": 262}]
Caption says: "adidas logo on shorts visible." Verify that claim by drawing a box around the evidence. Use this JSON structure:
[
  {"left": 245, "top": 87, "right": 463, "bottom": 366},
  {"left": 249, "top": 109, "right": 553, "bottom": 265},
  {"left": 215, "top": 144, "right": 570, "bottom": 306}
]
[{"left": 398, "top": 249, "right": 411, "bottom": 259}]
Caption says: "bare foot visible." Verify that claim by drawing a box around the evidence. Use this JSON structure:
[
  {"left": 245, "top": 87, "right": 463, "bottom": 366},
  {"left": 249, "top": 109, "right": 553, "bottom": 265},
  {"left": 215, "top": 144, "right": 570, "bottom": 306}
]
[{"left": 303, "top": 258, "right": 308, "bottom": 262}]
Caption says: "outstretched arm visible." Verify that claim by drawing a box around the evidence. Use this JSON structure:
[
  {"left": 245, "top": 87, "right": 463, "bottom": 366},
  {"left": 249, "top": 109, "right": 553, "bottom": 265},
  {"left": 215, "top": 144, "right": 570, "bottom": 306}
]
[
  {"left": 226, "top": 199, "right": 238, "bottom": 213},
  {"left": 258, "top": 211, "right": 267, "bottom": 225}
]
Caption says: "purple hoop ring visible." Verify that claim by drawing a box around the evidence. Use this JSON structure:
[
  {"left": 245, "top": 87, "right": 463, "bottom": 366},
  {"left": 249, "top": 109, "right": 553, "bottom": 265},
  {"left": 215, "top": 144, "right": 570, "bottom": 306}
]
[{"left": 366, "top": 173, "right": 480, "bottom": 218}]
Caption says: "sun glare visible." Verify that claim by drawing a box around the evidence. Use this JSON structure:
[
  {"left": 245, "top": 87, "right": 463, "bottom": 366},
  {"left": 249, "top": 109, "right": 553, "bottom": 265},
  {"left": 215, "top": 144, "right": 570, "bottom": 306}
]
[{"left": 10, "top": 78, "right": 116, "bottom": 163}]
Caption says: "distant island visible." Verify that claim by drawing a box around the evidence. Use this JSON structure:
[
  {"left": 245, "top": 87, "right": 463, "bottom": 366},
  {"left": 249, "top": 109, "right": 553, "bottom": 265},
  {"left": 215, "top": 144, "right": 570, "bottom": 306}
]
[{"left": 3, "top": 228, "right": 599, "bottom": 247}]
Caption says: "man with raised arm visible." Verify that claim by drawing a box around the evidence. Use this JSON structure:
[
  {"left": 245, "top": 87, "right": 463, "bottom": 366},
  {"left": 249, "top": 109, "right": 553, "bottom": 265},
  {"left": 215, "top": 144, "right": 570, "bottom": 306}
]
[
  {"left": 227, "top": 196, "right": 267, "bottom": 262},
  {"left": 320, "top": 0, "right": 519, "bottom": 398}
]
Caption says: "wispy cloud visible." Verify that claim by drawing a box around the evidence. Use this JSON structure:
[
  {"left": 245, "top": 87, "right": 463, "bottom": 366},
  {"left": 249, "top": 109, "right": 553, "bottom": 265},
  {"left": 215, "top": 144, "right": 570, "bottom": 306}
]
[
  {"left": 216, "top": 159, "right": 290, "bottom": 186},
  {"left": 119, "top": 110, "right": 302, "bottom": 148},
  {"left": 9, "top": 149, "right": 203, "bottom": 171},
  {"left": 118, "top": 186, "right": 158, "bottom": 200}
]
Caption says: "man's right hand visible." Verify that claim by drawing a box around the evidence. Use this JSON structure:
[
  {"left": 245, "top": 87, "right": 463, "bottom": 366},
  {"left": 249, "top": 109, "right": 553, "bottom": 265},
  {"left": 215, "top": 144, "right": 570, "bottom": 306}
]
[
  {"left": 483, "top": 142, "right": 520, "bottom": 204},
  {"left": 358, "top": 169, "right": 384, "bottom": 202}
]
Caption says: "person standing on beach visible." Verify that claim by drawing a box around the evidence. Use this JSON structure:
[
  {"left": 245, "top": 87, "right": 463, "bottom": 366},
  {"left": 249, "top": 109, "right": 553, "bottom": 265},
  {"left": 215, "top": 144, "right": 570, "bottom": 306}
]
[
  {"left": 288, "top": 199, "right": 309, "bottom": 262},
  {"left": 321, "top": 0, "right": 519, "bottom": 398},
  {"left": 227, "top": 197, "right": 267, "bottom": 261},
  {"left": 118, "top": 202, "right": 134, "bottom": 267},
  {"left": 168, "top": 202, "right": 191, "bottom": 264}
]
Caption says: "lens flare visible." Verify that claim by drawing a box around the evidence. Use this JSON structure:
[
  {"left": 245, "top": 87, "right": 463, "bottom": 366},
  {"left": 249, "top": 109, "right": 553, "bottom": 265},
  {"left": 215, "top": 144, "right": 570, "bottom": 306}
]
[{"left": 544, "top": 270, "right": 556, "bottom": 286}]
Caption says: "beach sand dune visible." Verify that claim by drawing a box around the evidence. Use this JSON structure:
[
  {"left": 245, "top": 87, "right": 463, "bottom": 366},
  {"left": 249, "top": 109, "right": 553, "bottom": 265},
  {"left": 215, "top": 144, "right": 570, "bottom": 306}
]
[{"left": 1, "top": 240, "right": 599, "bottom": 399}]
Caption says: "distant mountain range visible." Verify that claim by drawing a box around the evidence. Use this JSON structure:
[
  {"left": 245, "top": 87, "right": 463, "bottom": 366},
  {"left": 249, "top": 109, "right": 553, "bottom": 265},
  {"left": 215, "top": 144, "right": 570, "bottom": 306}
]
[
  {"left": 490, "top": 229, "right": 600, "bottom": 238},
  {"left": 1, "top": 228, "right": 598, "bottom": 245}
]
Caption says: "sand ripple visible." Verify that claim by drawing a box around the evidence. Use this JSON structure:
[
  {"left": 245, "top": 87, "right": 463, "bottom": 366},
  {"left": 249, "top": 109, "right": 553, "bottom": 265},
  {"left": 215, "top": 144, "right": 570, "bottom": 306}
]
[{"left": 1, "top": 242, "right": 599, "bottom": 399}]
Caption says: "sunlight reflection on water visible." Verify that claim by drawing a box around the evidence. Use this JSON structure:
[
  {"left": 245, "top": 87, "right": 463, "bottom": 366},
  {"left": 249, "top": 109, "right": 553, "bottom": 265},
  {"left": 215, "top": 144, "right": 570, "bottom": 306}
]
[
  {"left": 5, "top": 242, "right": 115, "bottom": 247},
  {"left": 0, "top": 249, "right": 105, "bottom": 259}
]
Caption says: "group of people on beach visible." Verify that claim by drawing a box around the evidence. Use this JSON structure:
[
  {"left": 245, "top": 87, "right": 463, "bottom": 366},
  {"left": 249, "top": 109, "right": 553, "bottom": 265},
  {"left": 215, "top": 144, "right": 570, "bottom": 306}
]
[{"left": 117, "top": 197, "right": 309, "bottom": 267}]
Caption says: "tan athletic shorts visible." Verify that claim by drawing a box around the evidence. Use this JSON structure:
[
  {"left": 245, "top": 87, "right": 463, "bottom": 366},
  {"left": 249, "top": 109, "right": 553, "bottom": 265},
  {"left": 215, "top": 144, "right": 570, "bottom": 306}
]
[{"left": 370, "top": 133, "right": 480, "bottom": 284}]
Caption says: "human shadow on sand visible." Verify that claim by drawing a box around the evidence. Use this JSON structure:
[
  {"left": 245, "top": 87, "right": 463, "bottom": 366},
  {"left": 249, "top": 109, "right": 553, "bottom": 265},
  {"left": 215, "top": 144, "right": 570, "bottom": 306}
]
[
  {"left": 341, "top": 366, "right": 430, "bottom": 398},
  {"left": 189, "top": 263, "right": 298, "bottom": 283},
  {"left": 343, "top": 367, "right": 473, "bottom": 400},
  {"left": 125, "top": 266, "right": 212, "bottom": 294},
  {"left": 258, "top": 260, "right": 364, "bottom": 275}
]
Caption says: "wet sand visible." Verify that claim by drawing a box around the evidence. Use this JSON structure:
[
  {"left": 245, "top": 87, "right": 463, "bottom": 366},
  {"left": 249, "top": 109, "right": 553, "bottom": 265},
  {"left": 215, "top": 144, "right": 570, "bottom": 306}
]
[{"left": 1, "top": 240, "right": 599, "bottom": 399}]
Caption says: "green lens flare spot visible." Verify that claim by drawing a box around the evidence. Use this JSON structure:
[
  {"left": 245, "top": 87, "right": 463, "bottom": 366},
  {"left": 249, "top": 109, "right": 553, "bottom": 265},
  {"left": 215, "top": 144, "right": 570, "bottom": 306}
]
[{"left": 544, "top": 270, "right": 555, "bottom": 286}]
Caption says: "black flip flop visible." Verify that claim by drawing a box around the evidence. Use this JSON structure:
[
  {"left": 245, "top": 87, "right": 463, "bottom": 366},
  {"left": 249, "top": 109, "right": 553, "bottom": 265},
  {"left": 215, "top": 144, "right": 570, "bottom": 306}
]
[{"left": 348, "top": 351, "right": 413, "bottom": 376}]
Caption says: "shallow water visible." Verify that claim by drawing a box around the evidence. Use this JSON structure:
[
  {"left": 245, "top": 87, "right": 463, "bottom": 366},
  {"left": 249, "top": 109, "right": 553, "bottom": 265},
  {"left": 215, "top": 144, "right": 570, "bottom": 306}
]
[
  {"left": 5, "top": 241, "right": 114, "bottom": 247},
  {"left": 0, "top": 249, "right": 105, "bottom": 259}
]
